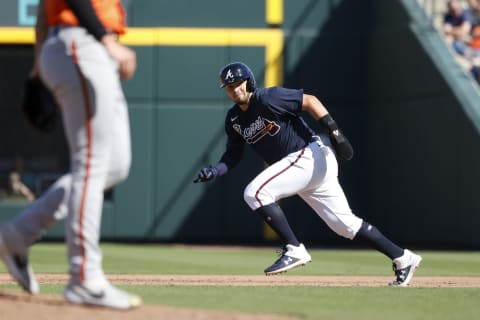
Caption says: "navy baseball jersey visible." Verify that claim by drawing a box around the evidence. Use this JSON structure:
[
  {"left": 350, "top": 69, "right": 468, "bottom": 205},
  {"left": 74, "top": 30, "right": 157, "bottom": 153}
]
[
  {"left": 220, "top": 87, "right": 317, "bottom": 168},
  {"left": 194, "top": 62, "right": 422, "bottom": 284}
]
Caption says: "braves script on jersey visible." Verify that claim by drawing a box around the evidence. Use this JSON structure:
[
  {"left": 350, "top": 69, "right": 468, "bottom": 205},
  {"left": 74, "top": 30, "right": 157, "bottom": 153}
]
[{"left": 222, "top": 87, "right": 317, "bottom": 165}]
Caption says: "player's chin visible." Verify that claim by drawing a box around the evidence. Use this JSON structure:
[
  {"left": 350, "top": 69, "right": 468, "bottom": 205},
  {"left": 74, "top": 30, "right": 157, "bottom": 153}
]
[{"left": 233, "top": 96, "right": 248, "bottom": 104}]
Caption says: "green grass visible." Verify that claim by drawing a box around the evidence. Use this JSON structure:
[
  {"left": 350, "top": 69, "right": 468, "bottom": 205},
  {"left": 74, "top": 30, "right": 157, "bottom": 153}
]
[
  {"left": 20, "top": 243, "right": 480, "bottom": 276},
  {"left": 1, "top": 243, "right": 480, "bottom": 320}
]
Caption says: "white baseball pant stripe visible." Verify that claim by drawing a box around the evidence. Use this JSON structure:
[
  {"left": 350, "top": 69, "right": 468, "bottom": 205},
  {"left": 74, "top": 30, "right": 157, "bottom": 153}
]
[{"left": 243, "top": 141, "right": 363, "bottom": 239}]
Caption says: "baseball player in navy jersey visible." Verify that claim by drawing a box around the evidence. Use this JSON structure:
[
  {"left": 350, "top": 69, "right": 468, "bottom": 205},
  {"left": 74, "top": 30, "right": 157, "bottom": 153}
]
[
  {"left": 195, "top": 62, "right": 422, "bottom": 286},
  {"left": 0, "top": 0, "right": 140, "bottom": 309}
]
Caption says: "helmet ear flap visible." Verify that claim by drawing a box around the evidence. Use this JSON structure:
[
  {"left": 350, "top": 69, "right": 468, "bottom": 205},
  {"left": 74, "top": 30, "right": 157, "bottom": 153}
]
[
  {"left": 243, "top": 63, "right": 256, "bottom": 92},
  {"left": 246, "top": 79, "right": 256, "bottom": 92}
]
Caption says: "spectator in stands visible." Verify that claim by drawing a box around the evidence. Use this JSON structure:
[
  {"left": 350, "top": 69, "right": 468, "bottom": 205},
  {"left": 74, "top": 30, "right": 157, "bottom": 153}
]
[
  {"left": 443, "top": 0, "right": 472, "bottom": 56},
  {"left": 467, "top": 0, "right": 480, "bottom": 27},
  {"left": 9, "top": 172, "right": 35, "bottom": 202},
  {"left": 467, "top": 0, "right": 480, "bottom": 56},
  {"left": 466, "top": 0, "right": 480, "bottom": 85},
  {"left": 469, "top": 25, "right": 480, "bottom": 57},
  {"left": 8, "top": 157, "right": 36, "bottom": 202},
  {"left": 471, "top": 65, "right": 480, "bottom": 84}
]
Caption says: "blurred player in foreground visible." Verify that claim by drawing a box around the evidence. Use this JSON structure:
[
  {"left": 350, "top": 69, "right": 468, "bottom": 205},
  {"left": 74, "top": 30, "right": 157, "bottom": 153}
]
[{"left": 0, "top": 0, "right": 140, "bottom": 309}]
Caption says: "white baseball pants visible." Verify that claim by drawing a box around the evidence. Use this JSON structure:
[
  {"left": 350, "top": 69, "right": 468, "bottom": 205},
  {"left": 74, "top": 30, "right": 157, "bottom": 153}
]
[{"left": 244, "top": 140, "right": 363, "bottom": 239}]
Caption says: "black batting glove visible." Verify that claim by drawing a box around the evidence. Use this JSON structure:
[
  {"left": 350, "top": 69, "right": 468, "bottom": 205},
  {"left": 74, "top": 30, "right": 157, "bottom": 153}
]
[
  {"left": 193, "top": 166, "right": 219, "bottom": 183},
  {"left": 319, "top": 114, "right": 354, "bottom": 161}
]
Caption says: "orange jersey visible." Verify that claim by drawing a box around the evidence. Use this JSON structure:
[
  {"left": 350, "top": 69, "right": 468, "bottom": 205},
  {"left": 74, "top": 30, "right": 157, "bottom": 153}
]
[
  {"left": 45, "top": 0, "right": 126, "bottom": 34},
  {"left": 471, "top": 26, "right": 480, "bottom": 49}
]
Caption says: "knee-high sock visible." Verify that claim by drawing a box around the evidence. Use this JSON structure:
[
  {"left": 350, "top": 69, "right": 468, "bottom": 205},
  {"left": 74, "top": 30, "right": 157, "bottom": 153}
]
[
  {"left": 355, "top": 221, "right": 404, "bottom": 260},
  {"left": 254, "top": 203, "right": 300, "bottom": 246}
]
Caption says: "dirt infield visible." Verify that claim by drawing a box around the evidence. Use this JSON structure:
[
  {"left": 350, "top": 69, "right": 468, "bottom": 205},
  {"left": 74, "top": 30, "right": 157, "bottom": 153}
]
[
  {"left": 1, "top": 273, "right": 478, "bottom": 287},
  {"left": 1, "top": 274, "right": 480, "bottom": 320},
  {"left": 0, "top": 291, "right": 295, "bottom": 320}
]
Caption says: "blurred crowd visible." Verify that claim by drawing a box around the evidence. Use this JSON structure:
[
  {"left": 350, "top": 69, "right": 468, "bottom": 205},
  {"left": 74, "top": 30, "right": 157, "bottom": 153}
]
[{"left": 442, "top": 0, "right": 480, "bottom": 84}]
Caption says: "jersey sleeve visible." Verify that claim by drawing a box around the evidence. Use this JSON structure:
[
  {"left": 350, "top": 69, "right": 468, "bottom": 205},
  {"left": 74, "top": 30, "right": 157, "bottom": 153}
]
[
  {"left": 219, "top": 118, "right": 245, "bottom": 170},
  {"left": 263, "top": 87, "right": 304, "bottom": 116},
  {"left": 65, "top": 0, "right": 107, "bottom": 40}
]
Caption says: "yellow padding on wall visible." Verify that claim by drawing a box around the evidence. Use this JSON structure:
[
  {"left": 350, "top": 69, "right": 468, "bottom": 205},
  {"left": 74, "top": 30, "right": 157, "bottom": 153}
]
[
  {"left": 0, "top": 27, "right": 283, "bottom": 88},
  {"left": 266, "top": 0, "right": 283, "bottom": 26}
]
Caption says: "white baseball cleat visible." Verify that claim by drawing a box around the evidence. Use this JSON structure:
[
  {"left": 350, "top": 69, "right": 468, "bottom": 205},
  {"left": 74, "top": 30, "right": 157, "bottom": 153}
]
[
  {"left": 264, "top": 243, "right": 312, "bottom": 275},
  {"left": 389, "top": 249, "right": 422, "bottom": 287},
  {"left": 64, "top": 279, "right": 142, "bottom": 309},
  {"left": 0, "top": 223, "right": 39, "bottom": 294}
]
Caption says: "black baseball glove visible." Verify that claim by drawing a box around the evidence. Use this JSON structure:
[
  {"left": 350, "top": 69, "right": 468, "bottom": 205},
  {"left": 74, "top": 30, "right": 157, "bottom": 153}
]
[{"left": 21, "top": 76, "right": 59, "bottom": 133}]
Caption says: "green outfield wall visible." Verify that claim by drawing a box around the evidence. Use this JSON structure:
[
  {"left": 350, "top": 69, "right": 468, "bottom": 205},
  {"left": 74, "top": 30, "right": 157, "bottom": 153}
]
[{"left": 0, "top": 0, "right": 479, "bottom": 248}]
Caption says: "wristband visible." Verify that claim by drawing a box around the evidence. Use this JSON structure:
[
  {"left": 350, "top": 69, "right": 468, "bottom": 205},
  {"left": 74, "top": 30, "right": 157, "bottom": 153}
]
[
  {"left": 213, "top": 162, "right": 228, "bottom": 176},
  {"left": 319, "top": 114, "right": 338, "bottom": 133}
]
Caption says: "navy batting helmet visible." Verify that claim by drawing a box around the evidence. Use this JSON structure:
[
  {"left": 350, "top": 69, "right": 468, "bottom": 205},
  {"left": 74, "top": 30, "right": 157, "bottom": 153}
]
[{"left": 219, "top": 62, "right": 256, "bottom": 92}]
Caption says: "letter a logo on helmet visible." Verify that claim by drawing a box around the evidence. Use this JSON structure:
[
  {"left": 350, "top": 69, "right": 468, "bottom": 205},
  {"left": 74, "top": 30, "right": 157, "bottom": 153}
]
[
  {"left": 219, "top": 62, "right": 256, "bottom": 92},
  {"left": 225, "top": 69, "right": 234, "bottom": 81}
]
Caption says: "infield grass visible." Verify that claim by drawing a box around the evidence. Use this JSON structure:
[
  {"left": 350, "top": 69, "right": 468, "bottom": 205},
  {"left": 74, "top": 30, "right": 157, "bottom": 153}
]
[{"left": 1, "top": 243, "right": 479, "bottom": 320}]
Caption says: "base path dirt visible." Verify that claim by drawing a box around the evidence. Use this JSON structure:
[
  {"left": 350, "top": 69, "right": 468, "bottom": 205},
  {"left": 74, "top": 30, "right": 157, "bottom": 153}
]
[
  {"left": 1, "top": 273, "right": 478, "bottom": 287},
  {"left": 1, "top": 274, "right": 480, "bottom": 320}
]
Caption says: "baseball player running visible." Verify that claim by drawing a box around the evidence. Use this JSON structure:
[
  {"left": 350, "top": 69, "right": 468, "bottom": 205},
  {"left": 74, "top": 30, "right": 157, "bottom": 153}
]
[
  {"left": 0, "top": 0, "right": 140, "bottom": 309},
  {"left": 195, "top": 62, "right": 422, "bottom": 286}
]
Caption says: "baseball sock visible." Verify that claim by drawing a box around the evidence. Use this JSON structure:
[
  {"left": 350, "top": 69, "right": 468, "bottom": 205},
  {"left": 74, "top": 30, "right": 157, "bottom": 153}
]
[
  {"left": 254, "top": 203, "right": 301, "bottom": 247},
  {"left": 355, "top": 221, "right": 404, "bottom": 260}
]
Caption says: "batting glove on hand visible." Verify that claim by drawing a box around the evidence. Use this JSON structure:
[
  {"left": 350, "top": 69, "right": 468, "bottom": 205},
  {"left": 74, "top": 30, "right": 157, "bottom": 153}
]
[
  {"left": 193, "top": 166, "right": 219, "bottom": 183},
  {"left": 319, "top": 114, "right": 354, "bottom": 161},
  {"left": 328, "top": 129, "right": 354, "bottom": 161}
]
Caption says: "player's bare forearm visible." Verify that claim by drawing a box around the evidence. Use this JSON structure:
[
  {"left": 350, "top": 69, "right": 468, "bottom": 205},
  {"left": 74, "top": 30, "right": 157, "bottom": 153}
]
[
  {"left": 303, "top": 94, "right": 354, "bottom": 160},
  {"left": 302, "top": 94, "right": 329, "bottom": 120}
]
